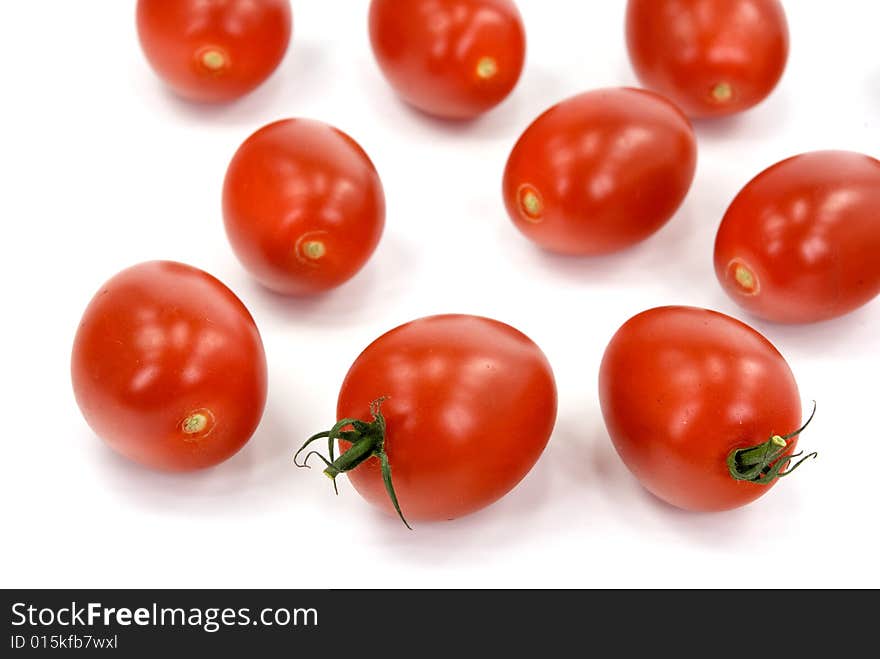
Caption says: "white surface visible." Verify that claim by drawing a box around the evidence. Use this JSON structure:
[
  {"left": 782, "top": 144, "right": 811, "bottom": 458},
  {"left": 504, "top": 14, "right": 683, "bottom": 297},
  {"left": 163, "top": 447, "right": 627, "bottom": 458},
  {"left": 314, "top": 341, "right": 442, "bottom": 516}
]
[{"left": 1, "top": 1, "right": 878, "bottom": 589}]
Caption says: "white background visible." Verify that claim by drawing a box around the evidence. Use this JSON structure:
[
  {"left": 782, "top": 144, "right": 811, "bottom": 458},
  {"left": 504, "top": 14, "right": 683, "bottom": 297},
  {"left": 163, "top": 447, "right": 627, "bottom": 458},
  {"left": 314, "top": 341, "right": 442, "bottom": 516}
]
[{"left": 1, "top": 1, "right": 878, "bottom": 589}]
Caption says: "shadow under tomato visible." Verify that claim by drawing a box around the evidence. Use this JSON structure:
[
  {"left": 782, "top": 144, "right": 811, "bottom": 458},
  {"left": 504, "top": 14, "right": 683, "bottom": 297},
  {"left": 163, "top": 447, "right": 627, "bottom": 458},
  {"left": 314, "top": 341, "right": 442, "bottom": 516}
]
[
  {"left": 690, "top": 89, "right": 792, "bottom": 144},
  {"left": 508, "top": 205, "right": 717, "bottom": 304},
  {"left": 867, "top": 68, "right": 880, "bottom": 108},
  {"left": 356, "top": 59, "right": 572, "bottom": 143},
  {"left": 237, "top": 232, "right": 418, "bottom": 328},
  {"left": 143, "top": 40, "right": 328, "bottom": 128},
  {"left": 736, "top": 303, "right": 880, "bottom": 361},
  {"left": 341, "top": 408, "right": 612, "bottom": 562},
  {"left": 589, "top": 428, "right": 812, "bottom": 552},
  {"left": 640, "top": 481, "right": 815, "bottom": 552},
  {"left": 332, "top": 456, "right": 556, "bottom": 559},
  {"left": 91, "top": 403, "right": 303, "bottom": 517}
]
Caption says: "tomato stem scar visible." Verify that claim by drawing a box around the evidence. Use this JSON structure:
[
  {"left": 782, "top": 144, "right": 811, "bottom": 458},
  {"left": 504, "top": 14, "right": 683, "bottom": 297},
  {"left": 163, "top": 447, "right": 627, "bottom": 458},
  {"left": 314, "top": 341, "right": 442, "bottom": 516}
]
[
  {"left": 518, "top": 185, "right": 544, "bottom": 222},
  {"left": 712, "top": 82, "right": 733, "bottom": 103},
  {"left": 476, "top": 56, "right": 498, "bottom": 79},
  {"left": 735, "top": 265, "right": 756, "bottom": 290},
  {"left": 182, "top": 410, "right": 211, "bottom": 435},
  {"left": 295, "top": 232, "right": 330, "bottom": 265},
  {"left": 295, "top": 398, "right": 412, "bottom": 529},
  {"left": 200, "top": 49, "right": 227, "bottom": 72},
  {"left": 727, "top": 401, "right": 818, "bottom": 484},
  {"left": 301, "top": 240, "right": 326, "bottom": 260},
  {"left": 728, "top": 260, "right": 759, "bottom": 295}
]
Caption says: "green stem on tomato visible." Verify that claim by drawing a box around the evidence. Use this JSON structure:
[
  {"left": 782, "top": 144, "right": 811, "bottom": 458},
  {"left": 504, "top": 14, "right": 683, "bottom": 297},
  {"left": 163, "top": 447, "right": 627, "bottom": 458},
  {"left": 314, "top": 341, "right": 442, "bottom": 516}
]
[
  {"left": 727, "top": 402, "right": 818, "bottom": 484},
  {"left": 294, "top": 397, "right": 411, "bottom": 530}
]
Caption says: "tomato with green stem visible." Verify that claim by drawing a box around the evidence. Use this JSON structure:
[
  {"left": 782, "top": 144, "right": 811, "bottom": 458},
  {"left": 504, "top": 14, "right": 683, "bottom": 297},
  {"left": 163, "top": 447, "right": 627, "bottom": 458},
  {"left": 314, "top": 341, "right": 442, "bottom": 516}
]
[
  {"left": 625, "top": 0, "right": 789, "bottom": 118},
  {"left": 599, "top": 306, "right": 816, "bottom": 511},
  {"left": 223, "top": 119, "right": 385, "bottom": 296},
  {"left": 714, "top": 151, "right": 880, "bottom": 324},
  {"left": 136, "top": 0, "right": 292, "bottom": 103},
  {"left": 296, "top": 314, "right": 557, "bottom": 527},
  {"left": 368, "top": 0, "right": 526, "bottom": 119},
  {"left": 71, "top": 261, "right": 267, "bottom": 471}
]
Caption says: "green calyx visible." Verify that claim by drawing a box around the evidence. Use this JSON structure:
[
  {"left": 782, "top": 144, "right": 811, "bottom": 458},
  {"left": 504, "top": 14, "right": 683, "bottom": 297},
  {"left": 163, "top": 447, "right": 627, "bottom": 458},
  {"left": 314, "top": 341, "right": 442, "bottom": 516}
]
[
  {"left": 727, "top": 402, "right": 818, "bottom": 484},
  {"left": 294, "top": 398, "right": 411, "bottom": 530}
]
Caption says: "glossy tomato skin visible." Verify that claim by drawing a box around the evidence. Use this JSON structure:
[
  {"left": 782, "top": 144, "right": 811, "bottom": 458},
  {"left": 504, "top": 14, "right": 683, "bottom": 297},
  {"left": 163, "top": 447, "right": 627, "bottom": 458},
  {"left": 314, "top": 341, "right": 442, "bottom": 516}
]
[
  {"left": 715, "top": 151, "right": 880, "bottom": 324},
  {"left": 625, "top": 0, "right": 789, "bottom": 118},
  {"left": 599, "top": 306, "right": 801, "bottom": 512},
  {"left": 503, "top": 87, "right": 697, "bottom": 255},
  {"left": 368, "top": 0, "right": 526, "bottom": 119},
  {"left": 136, "top": 0, "right": 292, "bottom": 103},
  {"left": 223, "top": 119, "right": 385, "bottom": 296},
  {"left": 71, "top": 261, "right": 268, "bottom": 471},
  {"left": 337, "top": 315, "right": 557, "bottom": 521}
]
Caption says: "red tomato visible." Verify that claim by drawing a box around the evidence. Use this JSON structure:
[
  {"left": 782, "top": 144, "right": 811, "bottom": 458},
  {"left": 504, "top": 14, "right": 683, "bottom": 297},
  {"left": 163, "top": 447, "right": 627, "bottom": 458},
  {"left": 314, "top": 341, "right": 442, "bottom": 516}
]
[
  {"left": 599, "top": 306, "right": 815, "bottom": 512},
  {"left": 368, "top": 0, "right": 526, "bottom": 119},
  {"left": 625, "top": 0, "right": 789, "bottom": 118},
  {"left": 296, "top": 315, "right": 557, "bottom": 525},
  {"left": 502, "top": 87, "right": 697, "bottom": 255},
  {"left": 71, "top": 261, "right": 268, "bottom": 471},
  {"left": 222, "top": 119, "right": 385, "bottom": 296},
  {"left": 715, "top": 151, "right": 880, "bottom": 324},
  {"left": 136, "top": 0, "right": 292, "bottom": 103}
]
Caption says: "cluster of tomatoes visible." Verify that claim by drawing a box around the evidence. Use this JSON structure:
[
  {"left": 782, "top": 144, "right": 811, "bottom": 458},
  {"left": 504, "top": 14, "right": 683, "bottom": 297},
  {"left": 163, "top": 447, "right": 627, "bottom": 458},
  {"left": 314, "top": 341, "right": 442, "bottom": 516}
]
[{"left": 71, "top": 1, "right": 880, "bottom": 528}]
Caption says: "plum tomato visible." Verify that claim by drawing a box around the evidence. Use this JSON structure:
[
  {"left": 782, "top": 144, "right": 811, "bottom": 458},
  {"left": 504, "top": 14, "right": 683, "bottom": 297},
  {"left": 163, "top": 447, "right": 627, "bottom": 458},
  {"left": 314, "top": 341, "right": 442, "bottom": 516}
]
[
  {"left": 502, "top": 87, "right": 697, "bottom": 255},
  {"left": 136, "top": 0, "right": 292, "bottom": 103},
  {"left": 368, "top": 0, "right": 526, "bottom": 119},
  {"left": 71, "top": 261, "right": 268, "bottom": 471},
  {"left": 296, "top": 314, "right": 557, "bottom": 526},
  {"left": 625, "top": 0, "right": 789, "bottom": 118},
  {"left": 714, "top": 151, "right": 880, "bottom": 324},
  {"left": 599, "top": 306, "right": 816, "bottom": 512},
  {"left": 222, "top": 119, "right": 385, "bottom": 296}
]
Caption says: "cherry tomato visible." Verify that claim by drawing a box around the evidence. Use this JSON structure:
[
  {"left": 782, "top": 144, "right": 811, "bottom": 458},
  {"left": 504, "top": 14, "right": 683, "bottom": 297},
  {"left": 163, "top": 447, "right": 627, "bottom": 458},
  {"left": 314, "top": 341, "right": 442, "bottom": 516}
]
[
  {"left": 625, "top": 0, "right": 789, "bottom": 118},
  {"left": 71, "top": 261, "right": 268, "bottom": 471},
  {"left": 368, "top": 0, "right": 526, "bottom": 119},
  {"left": 297, "top": 315, "right": 557, "bottom": 525},
  {"left": 136, "top": 0, "right": 292, "bottom": 103},
  {"left": 502, "top": 87, "right": 697, "bottom": 255},
  {"left": 715, "top": 151, "right": 880, "bottom": 324},
  {"left": 223, "top": 119, "right": 385, "bottom": 296},
  {"left": 599, "top": 306, "right": 815, "bottom": 512}
]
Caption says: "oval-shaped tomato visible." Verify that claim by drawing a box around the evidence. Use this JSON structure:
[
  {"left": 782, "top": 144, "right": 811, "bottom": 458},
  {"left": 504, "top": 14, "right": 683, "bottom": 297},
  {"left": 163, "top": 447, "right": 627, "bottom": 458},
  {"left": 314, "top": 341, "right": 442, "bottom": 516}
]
[
  {"left": 71, "top": 261, "right": 268, "bottom": 471},
  {"left": 625, "top": 0, "right": 789, "bottom": 118},
  {"left": 297, "top": 315, "right": 557, "bottom": 524},
  {"left": 223, "top": 119, "right": 385, "bottom": 296},
  {"left": 136, "top": 0, "right": 292, "bottom": 103},
  {"left": 502, "top": 87, "right": 697, "bottom": 255},
  {"left": 368, "top": 0, "right": 526, "bottom": 119},
  {"left": 714, "top": 151, "right": 880, "bottom": 324},
  {"left": 599, "top": 306, "right": 814, "bottom": 512}
]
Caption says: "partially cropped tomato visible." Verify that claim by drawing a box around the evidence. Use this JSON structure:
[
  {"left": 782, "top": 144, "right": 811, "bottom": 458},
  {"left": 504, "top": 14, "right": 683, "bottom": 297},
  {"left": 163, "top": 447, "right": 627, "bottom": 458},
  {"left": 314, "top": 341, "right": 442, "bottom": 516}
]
[
  {"left": 625, "top": 0, "right": 789, "bottom": 118},
  {"left": 136, "top": 0, "right": 292, "bottom": 103},
  {"left": 71, "top": 261, "right": 268, "bottom": 471},
  {"left": 368, "top": 0, "right": 526, "bottom": 119},
  {"left": 296, "top": 315, "right": 557, "bottom": 525},
  {"left": 599, "top": 306, "right": 815, "bottom": 512},
  {"left": 715, "top": 151, "right": 880, "bottom": 324},
  {"left": 223, "top": 119, "right": 385, "bottom": 296},
  {"left": 503, "top": 87, "right": 697, "bottom": 255}
]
